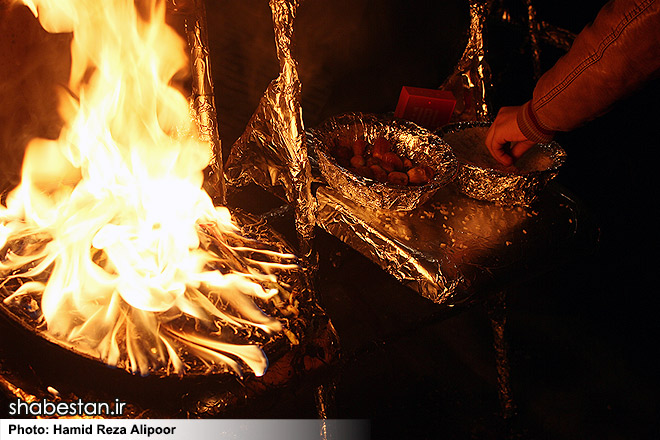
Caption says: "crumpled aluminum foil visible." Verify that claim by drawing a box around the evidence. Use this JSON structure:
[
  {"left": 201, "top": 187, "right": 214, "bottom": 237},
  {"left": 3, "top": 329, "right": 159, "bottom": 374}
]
[
  {"left": 0, "top": 209, "right": 318, "bottom": 378},
  {"left": 224, "top": 0, "right": 315, "bottom": 256},
  {"left": 440, "top": 121, "right": 566, "bottom": 206},
  {"left": 316, "top": 187, "right": 462, "bottom": 303},
  {"left": 440, "top": 0, "right": 494, "bottom": 122},
  {"left": 0, "top": 205, "right": 340, "bottom": 414},
  {"left": 439, "top": 0, "right": 576, "bottom": 120},
  {"left": 316, "top": 183, "right": 581, "bottom": 305},
  {"left": 309, "top": 113, "right": 458, "bottom": 211},
  {"left": 168, "top": 0, "right": 225, "bottom": 203},
  {"left": 1, "top": 0, "right": 337, "bottom": 415}
]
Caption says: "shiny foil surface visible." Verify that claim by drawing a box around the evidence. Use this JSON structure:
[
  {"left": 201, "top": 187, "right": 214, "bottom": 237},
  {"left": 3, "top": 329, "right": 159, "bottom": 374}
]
[
  {"left": 0, "top": 209, "right": 339, "bottom": 417},
  {"left": 186, "top": 0, "right": 225, "bottom": 203},
  {"left": 440, "top": 0, "right": 494, "bottom": 122},
  {"left": 224, "top": 0, "right": 315, "bottom": 255},
  {"left": 0, "top": 210, "right": 312, "bottom": 378},
  {"left": 440, "top": 121, "right": 566, "bottom": 206},
  {"left": 309, "top": 113, "right": 458, "bottom": 211},
  {"left": 316, "top": 183, "right": 580, "bottom": 305},
  {"left": 168, "top": 0, "right": 225, "bottom": 202}
]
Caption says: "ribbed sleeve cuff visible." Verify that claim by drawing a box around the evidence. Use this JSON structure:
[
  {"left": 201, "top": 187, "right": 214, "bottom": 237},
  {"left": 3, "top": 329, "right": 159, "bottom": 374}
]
[{"left": 517, "top": 101, "right": 556, "bottom": 143}]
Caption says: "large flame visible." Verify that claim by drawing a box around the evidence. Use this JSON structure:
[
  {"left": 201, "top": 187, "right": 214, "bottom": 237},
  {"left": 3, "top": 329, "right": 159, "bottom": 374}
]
[{"left": 0, "top": 0, "right": 293, "bottom": 377}]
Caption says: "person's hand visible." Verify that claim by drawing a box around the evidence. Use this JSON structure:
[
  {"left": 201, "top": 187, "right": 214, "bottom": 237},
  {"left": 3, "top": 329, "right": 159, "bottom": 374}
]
[{"left": 485, "top": 106, "right": 536, "bottom": 166}]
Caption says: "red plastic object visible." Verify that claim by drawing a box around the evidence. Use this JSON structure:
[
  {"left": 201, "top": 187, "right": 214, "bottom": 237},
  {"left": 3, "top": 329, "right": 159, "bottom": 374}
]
[{"left": 394, "top": 86, "right": 456, "bottom": 131}]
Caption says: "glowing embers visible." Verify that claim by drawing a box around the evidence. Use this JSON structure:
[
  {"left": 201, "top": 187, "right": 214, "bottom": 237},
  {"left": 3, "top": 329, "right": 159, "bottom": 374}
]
[{"left": 0, "top": 0, "right": 299, "bottom": 378}]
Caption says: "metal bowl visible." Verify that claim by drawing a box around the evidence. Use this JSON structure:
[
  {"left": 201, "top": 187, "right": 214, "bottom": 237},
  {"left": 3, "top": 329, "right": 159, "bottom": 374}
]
[
  {"left": 439, "top": 121, "right": 566, "bottom": 206},
  {"left": 309, "top": 113, "right": 458, "bottom": 211}
]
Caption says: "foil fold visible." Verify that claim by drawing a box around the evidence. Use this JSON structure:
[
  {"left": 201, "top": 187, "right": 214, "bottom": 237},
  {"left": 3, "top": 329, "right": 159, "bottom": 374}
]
[
  {"left": 169, "top": 0, "right": 225, "bottom": 203},
  {"left": 316, "top": 183, "right": 581, "bottom": 305},
  {"left": 440, "top": 0, "right": 575, "bottom": 121},
  {"left": 440, "top": 0, "right": 494, "bottom": 122},
  {"left": 309, "top": 113, "right": 458, "bottom": 211},
  {"left": 316, "top": 187, "right": 462, "bottom": 303},
  {"left": 224, "top": 0, "right": 315, "bottom": 256}
]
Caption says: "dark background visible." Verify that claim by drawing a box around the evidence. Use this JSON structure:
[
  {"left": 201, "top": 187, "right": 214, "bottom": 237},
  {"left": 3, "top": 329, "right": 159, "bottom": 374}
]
[
  {"left": 206, "top": 2, "right": 660, "bottom": 436},
  {"left": 1, "top": 0, "right": 659, "bottom": 438}
]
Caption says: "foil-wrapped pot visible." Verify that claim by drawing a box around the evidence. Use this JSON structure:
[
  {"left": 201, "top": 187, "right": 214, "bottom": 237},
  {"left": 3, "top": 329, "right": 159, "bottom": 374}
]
[
  {"left": 440, "top": 121, "right": 566, "bottom": 206},
  {"left": 308, "top": 113, "right": 458, "bottom": 211}
]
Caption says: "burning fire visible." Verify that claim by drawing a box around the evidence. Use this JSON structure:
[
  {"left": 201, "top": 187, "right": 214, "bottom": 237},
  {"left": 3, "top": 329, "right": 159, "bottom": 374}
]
[{"left": 0, "top": 0, "right": 296, "bottom": 377}]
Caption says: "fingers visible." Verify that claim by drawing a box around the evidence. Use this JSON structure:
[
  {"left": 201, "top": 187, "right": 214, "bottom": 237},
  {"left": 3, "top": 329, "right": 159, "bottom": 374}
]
[
  {"left": 486, "top": 130, "right": 514, "bottom": 166},
  {"left": 485, "top": 116, "right": 514, "bottom": 166},
  {"left": 484, "top": 105, "right": 531, "bottom": 166}
]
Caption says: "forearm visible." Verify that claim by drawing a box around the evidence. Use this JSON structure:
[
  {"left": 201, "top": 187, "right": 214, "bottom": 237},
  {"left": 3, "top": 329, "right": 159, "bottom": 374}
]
[{"left": 518, "top": 0, "right": 660, "bottom": 142}]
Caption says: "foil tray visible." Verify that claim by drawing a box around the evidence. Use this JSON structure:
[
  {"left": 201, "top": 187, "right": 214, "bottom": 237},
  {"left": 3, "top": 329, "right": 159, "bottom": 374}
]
[
  {"left": 316, "top": 183, "right": 584, "bottom": 305},
  {"left": 439, "top": 121, "right": 566, "bottom": 206},
  {"left": 308, "top": 113, "right": 458, "bottom": 211},
  {"left": 0, "top": 209, "right": 339, "bottom": 417}
]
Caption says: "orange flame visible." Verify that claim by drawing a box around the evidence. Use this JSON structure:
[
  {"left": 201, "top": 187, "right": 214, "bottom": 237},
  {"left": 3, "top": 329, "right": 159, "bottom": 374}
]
[{"left": 0, "top": 0, "right": 293, "bottom": 377}]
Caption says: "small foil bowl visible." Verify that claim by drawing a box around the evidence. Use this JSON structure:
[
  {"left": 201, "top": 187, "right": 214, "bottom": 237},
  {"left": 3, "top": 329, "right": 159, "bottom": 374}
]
[
  {"left": 439, "top": 121, "right": 566, "bottom": 206},
  {"left": 309, "top": 113, "right": 458, "bottom": 211}
]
